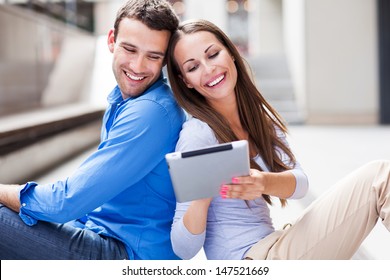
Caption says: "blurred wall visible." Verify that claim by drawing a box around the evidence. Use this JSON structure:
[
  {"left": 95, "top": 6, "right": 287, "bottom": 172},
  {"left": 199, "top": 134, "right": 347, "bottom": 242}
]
[
  {"left": 0, "top": 4, "right": 96, "bottom": 116},
  {"left": 249, "top": 0, "right": 284, "bottom": 57},
  {"left": 70, "top": 0, "right": 382, "bottom": 125},
  {"left": 177, "top": 0, "right": 380, "bottom": 124},
  {"left": 93, "top": 0, "right": 123, "bottom": 36},
  {"left": 184, "top": 0, "right": 227, "bottom": 31},
  {"left": 283, "top": 0, "right": 378, "bottom": 124}
]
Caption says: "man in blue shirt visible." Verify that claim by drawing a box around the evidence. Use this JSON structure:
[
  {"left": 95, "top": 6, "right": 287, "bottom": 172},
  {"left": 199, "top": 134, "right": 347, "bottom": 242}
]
[{"left": 0, "top": 0, "right": 185, "bottom": 260}]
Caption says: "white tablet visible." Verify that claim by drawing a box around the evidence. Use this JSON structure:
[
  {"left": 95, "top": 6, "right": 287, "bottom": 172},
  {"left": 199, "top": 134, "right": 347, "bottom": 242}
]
[{"left": 165, "top": 140, "right": 250, "bottom": 202}]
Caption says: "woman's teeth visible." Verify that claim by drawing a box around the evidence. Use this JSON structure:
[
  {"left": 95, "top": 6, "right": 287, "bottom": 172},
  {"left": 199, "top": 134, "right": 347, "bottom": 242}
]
[{"left": 207, "top": 75, "right": 225, "bottom": 87}]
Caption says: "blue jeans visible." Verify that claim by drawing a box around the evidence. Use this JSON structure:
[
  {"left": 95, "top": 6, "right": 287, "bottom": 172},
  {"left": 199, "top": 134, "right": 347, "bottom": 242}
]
[{"left": 0, "top": 204, "right": 129, "bottom": 260}]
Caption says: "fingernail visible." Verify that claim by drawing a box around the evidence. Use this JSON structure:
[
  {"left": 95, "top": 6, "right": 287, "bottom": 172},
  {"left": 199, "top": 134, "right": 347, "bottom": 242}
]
[
  {"left": 220, "top": 185, "right": 228, "bottom": 191},
  {"left": 220, "top": 185, "right": 228, "bottom": 198},
  {"left": 232, "top": 177, "right": 239, "bottom": 184}
]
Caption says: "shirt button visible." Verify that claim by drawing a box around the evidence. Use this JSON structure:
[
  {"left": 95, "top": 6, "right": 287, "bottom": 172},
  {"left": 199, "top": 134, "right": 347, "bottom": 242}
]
[{"left": 22, "top": 203, "right": 26, "bottom": 207}]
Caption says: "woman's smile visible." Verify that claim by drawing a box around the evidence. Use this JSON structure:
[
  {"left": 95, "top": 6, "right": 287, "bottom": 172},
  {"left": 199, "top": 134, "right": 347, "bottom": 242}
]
[
  {"left": 174, "top": 31, "right": 237, "bottom": 102},
  {"left": 206, "top": 73, "right": 226, "bottom": 87}
]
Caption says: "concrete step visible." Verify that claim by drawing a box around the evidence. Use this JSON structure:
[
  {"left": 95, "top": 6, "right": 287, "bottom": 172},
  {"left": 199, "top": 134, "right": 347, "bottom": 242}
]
[
  {"left": 248, "top": 55, "right": 304, "bottom": 124},
  {"left": 0, "top": 103, "right": 104, "bottom": 184}
]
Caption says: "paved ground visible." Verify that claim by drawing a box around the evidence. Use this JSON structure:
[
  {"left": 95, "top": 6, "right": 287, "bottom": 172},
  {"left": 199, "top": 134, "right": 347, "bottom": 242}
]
[{"left": 34, "top": 124, "right": 390, "bottom": 260}]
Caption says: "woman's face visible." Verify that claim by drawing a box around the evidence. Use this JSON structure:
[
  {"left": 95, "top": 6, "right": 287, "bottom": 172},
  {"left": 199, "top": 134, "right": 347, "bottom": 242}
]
[{"left": 173, "top": 31, "right": 238, "bottom": 105}]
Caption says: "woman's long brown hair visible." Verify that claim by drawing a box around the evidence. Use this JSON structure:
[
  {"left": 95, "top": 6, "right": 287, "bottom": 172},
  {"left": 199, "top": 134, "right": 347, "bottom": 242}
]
[{"left": 167, "top": 19, "right": 296, "bottom": 206}]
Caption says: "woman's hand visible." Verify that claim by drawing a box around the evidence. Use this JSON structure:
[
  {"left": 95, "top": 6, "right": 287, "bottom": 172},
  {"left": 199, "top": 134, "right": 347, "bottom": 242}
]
[
  {"left": 220, "top": 168, "right": 297, "bottom": 200},
  {"left": 220, "top": 169, "right": 266, "bottom": 200}
]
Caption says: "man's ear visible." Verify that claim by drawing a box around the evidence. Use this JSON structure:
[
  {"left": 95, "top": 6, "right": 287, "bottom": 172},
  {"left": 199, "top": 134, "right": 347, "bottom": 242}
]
[
  {"left": 179, "top": 74, "right": 193, "bottom": 89},
  {"left": 107, "top": 29, "right": 116, "bottom": 53}
]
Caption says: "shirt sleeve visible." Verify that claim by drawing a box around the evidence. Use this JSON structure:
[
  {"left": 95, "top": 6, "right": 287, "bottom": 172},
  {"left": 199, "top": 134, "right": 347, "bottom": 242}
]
[
  {"left": 274, "top": 127, "right": 309, "bottom": 199},
  {"left": 19, "top": 99, "right": 173, "bottom": 224},
  {"left": 170, "top": 118, "right": 217, "bottom": 259},
  {"left": 171, "top": 202, "right": 206, "bottom": 259}
]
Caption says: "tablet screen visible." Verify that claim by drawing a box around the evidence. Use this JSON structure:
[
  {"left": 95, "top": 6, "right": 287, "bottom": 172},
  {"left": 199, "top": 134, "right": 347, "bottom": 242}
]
[{"left": 165, "top": 140, "right": 250, "bottom": 202}]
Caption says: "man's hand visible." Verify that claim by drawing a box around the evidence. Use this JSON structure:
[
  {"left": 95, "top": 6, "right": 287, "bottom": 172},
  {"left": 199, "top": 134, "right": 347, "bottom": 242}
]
[{"left": 0, "top": 184, "right": 22, "bottom": 212}]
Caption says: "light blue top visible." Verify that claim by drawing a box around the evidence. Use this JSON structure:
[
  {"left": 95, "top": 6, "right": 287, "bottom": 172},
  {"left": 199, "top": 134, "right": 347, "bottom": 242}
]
[
  {"left": 171, "top": 117, "right": 309, "bottom": 260},
  {"left": 18, "top": 75, "right": 186, "bottom": 260}
]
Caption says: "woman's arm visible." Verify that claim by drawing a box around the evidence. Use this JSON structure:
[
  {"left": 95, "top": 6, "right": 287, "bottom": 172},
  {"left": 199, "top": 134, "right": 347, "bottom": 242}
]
[
  {"left": 222, "top": 126, "right": 309, "bottom": 201},
  {"left": 170, "top": 118, "right": 218, "bottom": 259},
  {"left": 171, "top": 198, "right": 212, "bottom": 259},
  {"left": 183, "top": 198, "right": 212, "bottom": 234},
  {"left": 221, "top": 169, "right": 296, "bottom": 200}
]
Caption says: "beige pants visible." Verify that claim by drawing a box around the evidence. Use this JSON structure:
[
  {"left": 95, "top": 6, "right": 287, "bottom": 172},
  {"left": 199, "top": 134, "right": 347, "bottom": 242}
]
[{"left": 244, "top": 160, "right": 390, "bottom": 260}]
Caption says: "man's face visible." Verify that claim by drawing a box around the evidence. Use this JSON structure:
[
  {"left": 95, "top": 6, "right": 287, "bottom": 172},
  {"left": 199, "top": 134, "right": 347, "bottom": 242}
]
[{"left": 107, "top": 18, "right": 171, "bottom": 99}]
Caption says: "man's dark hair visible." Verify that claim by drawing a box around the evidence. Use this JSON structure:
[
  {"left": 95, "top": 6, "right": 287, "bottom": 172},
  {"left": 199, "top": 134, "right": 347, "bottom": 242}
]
[{"left": 113, "top": 0, "right": 179, "bottom": 41}]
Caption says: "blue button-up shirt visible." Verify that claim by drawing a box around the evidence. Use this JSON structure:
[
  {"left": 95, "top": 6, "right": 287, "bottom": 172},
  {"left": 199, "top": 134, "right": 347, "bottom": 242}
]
[{"left": 18, "top": 75, "right": 186, "bottom": 260}]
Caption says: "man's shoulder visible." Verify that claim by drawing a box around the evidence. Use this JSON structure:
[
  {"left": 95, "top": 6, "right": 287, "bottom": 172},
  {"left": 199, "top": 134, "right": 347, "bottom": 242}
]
[
  {"left": 118, "top": 84, "right": 184, "bottom": 126},
  {"left": 134, "top": 79, "right": 176, "bottom": 106},
  {"left": 143, "top": 83, "right": 173, "bottom": 101},
  {"left": 138, "top": 84, "right": 186, "bottom": 121}
]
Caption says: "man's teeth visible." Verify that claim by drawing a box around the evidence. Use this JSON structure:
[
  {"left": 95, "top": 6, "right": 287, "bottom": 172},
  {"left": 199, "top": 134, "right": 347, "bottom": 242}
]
[
  {"left": 208, "top": 75, "right": 224, "bottom": 87},
  {"left": 126, "top": 72, "right": 145, "bottom": 81}
]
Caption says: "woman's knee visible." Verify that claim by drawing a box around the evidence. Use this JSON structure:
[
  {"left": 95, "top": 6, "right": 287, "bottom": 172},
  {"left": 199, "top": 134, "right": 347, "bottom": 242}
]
[
  {"left": 360, "top": 160, "right": 390, "bottom": 192},
  {"left": 363, "top": 160, "right": 390, "bottom": 173}
]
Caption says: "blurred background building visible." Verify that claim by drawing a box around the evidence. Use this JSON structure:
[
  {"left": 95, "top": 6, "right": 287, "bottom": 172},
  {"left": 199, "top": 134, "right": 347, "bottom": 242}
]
[
  {"left": 1, "top": 0, "right": 389, "bottom": 125},
  {"left": 1, "top": 0, "right": 390, "bottom": 259},
  {"left": 0, "top": 0, "right": 389, "bottom": 179}
]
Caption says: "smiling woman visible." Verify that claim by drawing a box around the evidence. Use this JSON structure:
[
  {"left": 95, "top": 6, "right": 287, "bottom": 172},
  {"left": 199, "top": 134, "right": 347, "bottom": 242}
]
[
  {"left": 166, "top": 19, "right": 302, "bottom": 260},
  {"left": 165, "top": 19, "right": 390, "bottom": 261}
]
